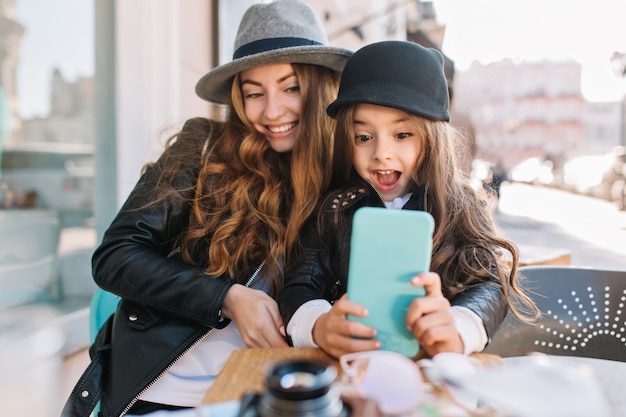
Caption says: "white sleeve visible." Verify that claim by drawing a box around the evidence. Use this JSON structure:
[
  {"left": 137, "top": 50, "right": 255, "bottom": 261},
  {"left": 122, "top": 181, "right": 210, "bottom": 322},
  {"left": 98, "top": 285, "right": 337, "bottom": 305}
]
[
  {"left": 286, "top": 299, "right": 332, "bottom": 347},
  {"left": 451, "top": 305, "right": 488, "bottom": 355}
]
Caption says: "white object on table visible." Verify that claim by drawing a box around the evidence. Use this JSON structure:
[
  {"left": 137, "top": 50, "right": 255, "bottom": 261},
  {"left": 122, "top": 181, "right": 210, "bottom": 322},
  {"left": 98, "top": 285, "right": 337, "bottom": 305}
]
[{"left": 452, "top": 354, "right": 613, "bottom": 417}]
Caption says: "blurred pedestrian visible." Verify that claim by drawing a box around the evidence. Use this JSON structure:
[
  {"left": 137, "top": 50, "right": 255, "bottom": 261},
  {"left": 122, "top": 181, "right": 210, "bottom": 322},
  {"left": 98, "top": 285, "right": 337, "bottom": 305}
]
[{"left": 483, "top": 161, "right": 508, "bottom": 210}]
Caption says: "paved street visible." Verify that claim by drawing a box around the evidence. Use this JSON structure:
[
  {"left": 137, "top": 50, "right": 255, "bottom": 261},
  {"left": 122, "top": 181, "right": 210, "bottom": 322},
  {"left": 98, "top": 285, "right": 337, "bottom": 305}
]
[{"left": 495, "top": 182, "right": 626, "bottom": 270}]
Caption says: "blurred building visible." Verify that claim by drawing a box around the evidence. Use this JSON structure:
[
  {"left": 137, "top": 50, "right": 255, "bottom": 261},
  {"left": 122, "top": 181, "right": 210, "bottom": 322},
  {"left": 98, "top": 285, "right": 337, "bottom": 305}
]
[
  {"left": 1, "top": 65, "right": 94, "bottom": 220},
  {"left": 585, "top": 101, "right": 622, "bottom": 155},
  {"left": 453, "top": 59, "right": 587, "bottom": 171},
  {"left": 306, "top": 0, "right": 414, "bottom": 50},
  {"left": 21, "top": 69, "right": 94, "bottom": 146},
  {"left": 0, "top": 0, "right": 24, "bottom": 147}
]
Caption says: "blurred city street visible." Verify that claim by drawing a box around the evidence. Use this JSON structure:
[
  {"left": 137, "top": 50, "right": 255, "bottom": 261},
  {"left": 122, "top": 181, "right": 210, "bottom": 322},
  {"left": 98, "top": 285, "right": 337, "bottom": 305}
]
[
  {"left": 496, "top": 182, "right": 626, "bottom": 270},
  {"left": 2, "top": 182, "right": 626, "bottom": 417}
]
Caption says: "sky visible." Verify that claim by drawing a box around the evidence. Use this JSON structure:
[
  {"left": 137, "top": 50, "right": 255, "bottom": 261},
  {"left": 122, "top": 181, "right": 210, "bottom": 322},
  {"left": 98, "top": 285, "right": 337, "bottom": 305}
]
[
  {"left": 14, "top": 0, "right": 94, "bottom": 119},
  {"left": 432, "top": 0, "right": 626, "bottom": 101},
  {"left": 10, "top": 0, "right": 626, "bottom": 119}
]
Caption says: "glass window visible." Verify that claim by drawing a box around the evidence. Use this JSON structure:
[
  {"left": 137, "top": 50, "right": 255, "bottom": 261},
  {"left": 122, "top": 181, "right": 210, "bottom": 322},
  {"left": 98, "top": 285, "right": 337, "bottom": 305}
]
[{"left": 1, "top": 0, "right": 96, "bottom": 308}]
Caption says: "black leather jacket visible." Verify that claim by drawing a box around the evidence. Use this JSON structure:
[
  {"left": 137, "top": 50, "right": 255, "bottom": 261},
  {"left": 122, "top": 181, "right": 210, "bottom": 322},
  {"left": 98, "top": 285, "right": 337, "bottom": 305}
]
[
  {"left": 279, "top": 180, "right": 507, "bottom": 345},
  {"left": 63, "top": 120, "right": 239, "bottom": 417}
]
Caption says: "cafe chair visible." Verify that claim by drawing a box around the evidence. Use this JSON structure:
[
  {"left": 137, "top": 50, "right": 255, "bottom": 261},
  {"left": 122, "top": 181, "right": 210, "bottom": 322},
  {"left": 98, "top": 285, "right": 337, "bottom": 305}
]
[
  {"left": 0, "top": 210, "right": 61, "bottom": 308},
  {"left": 484, "top": 265, "right": 626, "bottom": 362},
  {"left": 89, "top": 287, "right": 120, "bottom": 343}
]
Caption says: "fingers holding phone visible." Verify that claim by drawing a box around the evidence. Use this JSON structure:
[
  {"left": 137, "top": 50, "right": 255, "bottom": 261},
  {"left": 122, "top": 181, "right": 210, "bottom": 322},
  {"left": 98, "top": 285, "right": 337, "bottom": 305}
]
[
  {"left": 406, "top": 272, "right": 464, "bottom": 355},
  {"left": 313, "top": 294, "right": 380, "bottom": 358}
]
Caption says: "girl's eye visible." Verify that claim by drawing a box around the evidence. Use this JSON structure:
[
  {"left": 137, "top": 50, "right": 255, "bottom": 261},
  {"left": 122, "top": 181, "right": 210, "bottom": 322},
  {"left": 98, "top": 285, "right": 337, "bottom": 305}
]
[
  {"left": 396, "top": 132, "right": 413, "bottom": 139},
  {"left": 355, "top": 134, "right": 372, "bottom": 143}
]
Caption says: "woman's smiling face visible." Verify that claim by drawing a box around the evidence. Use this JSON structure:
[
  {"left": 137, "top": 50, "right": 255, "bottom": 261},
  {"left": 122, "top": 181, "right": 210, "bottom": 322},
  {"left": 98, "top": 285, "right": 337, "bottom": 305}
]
[
  {"left": 352, "top": 103, "right": 424, "bottom": 201},
  {"left": 240, "top": 63, "right": 301, "bottom": 153}
]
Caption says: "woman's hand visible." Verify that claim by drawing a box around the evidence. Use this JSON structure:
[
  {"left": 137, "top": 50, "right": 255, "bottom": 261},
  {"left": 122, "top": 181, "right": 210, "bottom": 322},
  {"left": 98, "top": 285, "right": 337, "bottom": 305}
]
[
  {"left": 221, "top": 284, "right": 288, "bottom": 348},
  {"left": 312, "top": 294, "right": 380, "bottom": 358},
  {"left": 406, "top": 272, "right": 464, "bottom": 356}
]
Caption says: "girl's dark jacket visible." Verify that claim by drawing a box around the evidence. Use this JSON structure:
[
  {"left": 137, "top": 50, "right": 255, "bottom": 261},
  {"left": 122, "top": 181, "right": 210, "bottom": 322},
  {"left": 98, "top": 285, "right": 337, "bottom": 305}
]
[
  {"left": 278, "top": 179, "right": 508, "bottom": 345},
  {"left": 62, "top": 118, "right": 242, "bottom": 417}
]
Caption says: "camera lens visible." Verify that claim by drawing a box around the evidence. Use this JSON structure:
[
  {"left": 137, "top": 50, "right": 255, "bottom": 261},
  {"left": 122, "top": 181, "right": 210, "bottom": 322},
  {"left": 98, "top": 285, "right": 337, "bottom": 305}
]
[{"left": 258, "top": 360, "right": 348, "bottom": 417}]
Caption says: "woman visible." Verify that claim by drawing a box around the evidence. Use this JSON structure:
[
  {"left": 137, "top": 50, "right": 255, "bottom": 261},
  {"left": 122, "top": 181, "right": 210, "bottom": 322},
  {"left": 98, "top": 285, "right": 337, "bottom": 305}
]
[{"left": 61, "top": 1, "right": 351, "bottom": 416}]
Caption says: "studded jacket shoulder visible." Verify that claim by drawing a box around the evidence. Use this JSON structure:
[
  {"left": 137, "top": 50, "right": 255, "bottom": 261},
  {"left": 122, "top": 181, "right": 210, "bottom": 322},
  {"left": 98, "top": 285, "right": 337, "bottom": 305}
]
[{"left": 279, "top": 179, "right": 507, "bottom": 344}]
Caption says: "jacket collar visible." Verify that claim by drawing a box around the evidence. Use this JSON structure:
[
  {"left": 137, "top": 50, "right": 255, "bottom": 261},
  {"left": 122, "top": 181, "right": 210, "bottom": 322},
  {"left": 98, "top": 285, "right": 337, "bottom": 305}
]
[{"left": 328, "top": 179, "right": 428, "bottom": 212}]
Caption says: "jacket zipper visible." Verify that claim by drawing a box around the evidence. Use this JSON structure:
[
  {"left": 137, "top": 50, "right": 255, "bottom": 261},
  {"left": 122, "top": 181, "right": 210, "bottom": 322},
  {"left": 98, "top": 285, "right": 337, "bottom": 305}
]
[
  {"left": 364, "top": 179, "right": 390, "bottom": 208},
  {"left": 117, "top": 260, "right": 266, "bottom": 417}
]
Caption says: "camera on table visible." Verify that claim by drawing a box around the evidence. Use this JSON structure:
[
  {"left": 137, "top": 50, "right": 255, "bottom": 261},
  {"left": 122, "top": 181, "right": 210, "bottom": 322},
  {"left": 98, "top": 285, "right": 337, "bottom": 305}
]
[{"left": 237, "top": 359, "right": 349, "bottom": 417}]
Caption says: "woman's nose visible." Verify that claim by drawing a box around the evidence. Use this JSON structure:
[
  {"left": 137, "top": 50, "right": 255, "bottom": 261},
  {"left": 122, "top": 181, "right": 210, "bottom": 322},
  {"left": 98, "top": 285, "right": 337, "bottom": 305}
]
[{"left": 264, "top": 93, "right": 285, "bottom": 120}]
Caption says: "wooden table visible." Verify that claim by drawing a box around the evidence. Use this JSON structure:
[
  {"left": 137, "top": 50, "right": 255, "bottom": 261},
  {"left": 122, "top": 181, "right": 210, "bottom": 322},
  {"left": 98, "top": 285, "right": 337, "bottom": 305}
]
[
  {"left": 517, "top": 244, "right": 571, "bottom": 266},
  {"left": 200, "top": 348, "right": 623, "bottom": 417},
  {"left": 201, "top": 347, "right": 502, "bottom": 405},
  {"left": 202, "top": 348, "right": 338, "bottom": 405}
]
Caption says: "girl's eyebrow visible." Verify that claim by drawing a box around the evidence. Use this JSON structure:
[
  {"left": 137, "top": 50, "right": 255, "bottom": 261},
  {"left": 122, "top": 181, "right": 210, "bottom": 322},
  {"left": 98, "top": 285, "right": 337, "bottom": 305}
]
[
  {"left": 353, "top": 119, "right": 367, "bottom": 125},
  {"left": 240, "top": 72, "right": 296, "bottom": 87}
]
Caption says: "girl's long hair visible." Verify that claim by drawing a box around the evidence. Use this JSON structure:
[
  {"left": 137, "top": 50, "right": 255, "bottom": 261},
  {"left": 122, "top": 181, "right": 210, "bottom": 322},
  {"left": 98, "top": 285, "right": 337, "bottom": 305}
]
[
  {"left": 332, "top": 107, "right": 538, "bottom": 321},
  {"left": 168, "top": 64, "right": 340, "bottom": 296}
]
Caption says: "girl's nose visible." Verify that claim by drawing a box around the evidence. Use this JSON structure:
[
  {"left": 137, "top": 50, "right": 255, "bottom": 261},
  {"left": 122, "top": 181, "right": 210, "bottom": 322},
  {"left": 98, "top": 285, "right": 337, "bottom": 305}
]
[{"left": 374, "top": 137, "right": 393, "bottom": 160}]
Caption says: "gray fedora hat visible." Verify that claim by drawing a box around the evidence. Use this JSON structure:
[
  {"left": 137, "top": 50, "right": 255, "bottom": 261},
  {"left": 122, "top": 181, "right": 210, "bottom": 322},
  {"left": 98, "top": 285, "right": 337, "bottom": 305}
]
[
  {"left": 195, "top": 0, "right": 353, "bottom": 104},
  {"left": 327, "top": 40, "right": 450, "bottom": 122}
]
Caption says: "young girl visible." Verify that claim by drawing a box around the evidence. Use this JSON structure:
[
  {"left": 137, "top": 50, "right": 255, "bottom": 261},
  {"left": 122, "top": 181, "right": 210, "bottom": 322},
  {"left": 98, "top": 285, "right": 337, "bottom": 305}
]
[
  {"left": 279, "top": 40, "right": 537, "bottom": 359},
  {"left": 62, "top": 2, "right": 351, "bottom": 416}
]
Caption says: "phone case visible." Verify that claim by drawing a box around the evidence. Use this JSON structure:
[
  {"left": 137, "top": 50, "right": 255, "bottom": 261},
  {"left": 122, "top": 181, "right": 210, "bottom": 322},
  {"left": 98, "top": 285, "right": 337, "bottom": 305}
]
[{"left": 347, "top": 207, "right": 434, "bottom": 357}]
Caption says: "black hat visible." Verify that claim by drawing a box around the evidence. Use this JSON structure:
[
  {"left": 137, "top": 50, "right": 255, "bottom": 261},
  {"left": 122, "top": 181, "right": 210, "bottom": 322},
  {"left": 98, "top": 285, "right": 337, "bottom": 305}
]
[{"left": 327, "top": 40, "right": 449, "bottom": 121}]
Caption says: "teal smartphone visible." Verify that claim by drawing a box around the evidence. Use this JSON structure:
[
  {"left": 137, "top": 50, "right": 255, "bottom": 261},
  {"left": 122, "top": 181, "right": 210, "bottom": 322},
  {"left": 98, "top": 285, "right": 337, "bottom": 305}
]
[{"left": 346, "top": 207, "right": 434, "bottom": 357}]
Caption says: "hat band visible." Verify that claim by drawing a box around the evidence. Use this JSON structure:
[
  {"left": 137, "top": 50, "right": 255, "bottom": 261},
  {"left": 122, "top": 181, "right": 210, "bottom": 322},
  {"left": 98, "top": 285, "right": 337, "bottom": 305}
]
[{"left": 233, "top": 37, "right": 323, "bottom": 59}]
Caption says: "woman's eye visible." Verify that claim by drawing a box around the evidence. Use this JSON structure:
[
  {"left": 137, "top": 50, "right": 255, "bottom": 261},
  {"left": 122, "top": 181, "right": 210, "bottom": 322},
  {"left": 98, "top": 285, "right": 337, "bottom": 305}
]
[
  {"left": 244, "top": 92, "right": 263, "bottom": 99},
  {"left": 286, "top": 85, "right": 300, "bottom": 93}
]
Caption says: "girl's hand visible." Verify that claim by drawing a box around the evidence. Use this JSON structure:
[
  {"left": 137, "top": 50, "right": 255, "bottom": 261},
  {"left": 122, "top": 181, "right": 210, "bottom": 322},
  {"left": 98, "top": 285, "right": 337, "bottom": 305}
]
[
  {"left": 312, "top": 294, "right": 380, "bottom": 358},
  {"left": 406, "top": 272, "right": 464, "bottom": 356},
  {"left": 222, "top": 284, "right": 288, "bottom": 348}
]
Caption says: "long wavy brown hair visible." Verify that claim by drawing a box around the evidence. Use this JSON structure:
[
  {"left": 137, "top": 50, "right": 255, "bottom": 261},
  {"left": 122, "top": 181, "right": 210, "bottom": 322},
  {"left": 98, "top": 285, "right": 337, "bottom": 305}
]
[
  {"left": 156, "top": 64, "right": 341, "bottom": 296},
  {"left": 332, "top": 106, "right": 538, "bottom": 321}
]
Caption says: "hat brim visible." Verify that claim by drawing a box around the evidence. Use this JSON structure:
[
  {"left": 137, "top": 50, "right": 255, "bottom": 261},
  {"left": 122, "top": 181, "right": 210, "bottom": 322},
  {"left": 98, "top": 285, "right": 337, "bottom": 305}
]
[
  {"left": 327, "top": 84, "right": 450, "bottom": 122},
  {"left": 195, "top": 46, "right": 352, "bottom": 104}
]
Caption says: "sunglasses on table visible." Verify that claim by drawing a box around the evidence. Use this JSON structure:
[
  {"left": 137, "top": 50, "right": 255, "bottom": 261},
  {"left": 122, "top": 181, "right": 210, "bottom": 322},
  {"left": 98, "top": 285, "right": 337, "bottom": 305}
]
[{"left": 337, "top": 350, "right": 502, "bottom": 417}]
